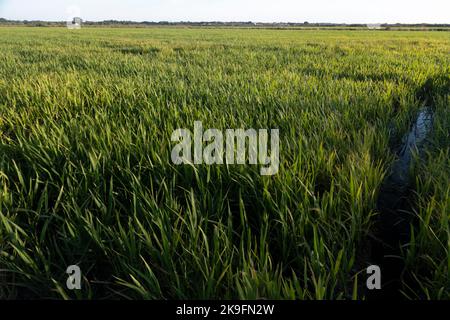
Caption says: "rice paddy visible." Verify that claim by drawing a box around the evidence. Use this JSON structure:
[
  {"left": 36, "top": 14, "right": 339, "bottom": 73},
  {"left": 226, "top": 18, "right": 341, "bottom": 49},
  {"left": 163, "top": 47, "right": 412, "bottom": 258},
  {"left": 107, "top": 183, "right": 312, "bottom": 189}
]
[{"left": 0, "top": 27, "right": 448, "bottom": 300}]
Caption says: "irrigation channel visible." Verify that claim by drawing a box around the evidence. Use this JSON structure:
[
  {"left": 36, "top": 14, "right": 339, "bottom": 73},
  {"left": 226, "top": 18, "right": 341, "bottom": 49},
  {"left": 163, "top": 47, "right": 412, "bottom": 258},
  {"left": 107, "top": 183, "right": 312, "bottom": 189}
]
[{"left": 367, "top": 105, "right": 434, "bottom": 299}]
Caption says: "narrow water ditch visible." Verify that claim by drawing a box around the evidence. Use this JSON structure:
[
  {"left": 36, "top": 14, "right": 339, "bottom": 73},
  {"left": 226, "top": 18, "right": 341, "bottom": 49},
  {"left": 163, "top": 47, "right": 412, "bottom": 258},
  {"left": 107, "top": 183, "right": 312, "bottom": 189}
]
[{"left": 367, "top": 106, "right": 433, "bottom": 299}]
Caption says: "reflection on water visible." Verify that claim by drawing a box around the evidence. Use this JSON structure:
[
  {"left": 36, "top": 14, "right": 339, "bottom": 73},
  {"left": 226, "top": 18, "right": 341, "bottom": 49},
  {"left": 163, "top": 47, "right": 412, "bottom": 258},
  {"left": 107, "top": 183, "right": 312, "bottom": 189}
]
[{"left": 392, "top": 108, "right": 433, "bottom": 187}]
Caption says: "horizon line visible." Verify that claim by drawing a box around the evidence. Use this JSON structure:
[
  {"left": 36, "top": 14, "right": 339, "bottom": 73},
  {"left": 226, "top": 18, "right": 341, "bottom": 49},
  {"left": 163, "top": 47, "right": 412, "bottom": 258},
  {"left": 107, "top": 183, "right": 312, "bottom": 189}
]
[{"left": 1, "top": 17, "right": 449, "bottom": 25}]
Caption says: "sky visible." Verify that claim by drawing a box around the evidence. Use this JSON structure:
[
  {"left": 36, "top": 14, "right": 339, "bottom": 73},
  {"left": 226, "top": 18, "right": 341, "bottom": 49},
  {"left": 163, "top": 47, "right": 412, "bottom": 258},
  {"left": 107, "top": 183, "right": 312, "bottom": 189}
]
[{"left": 0, "top": 0, "right": 449, "bottom": 23}]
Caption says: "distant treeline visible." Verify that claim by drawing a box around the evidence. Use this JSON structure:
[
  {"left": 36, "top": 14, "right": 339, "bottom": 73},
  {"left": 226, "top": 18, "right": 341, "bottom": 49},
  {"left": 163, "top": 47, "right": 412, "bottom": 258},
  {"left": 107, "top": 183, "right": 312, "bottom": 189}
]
[{"left": 0, "top": 18, "right": 449, "bottom": 30}]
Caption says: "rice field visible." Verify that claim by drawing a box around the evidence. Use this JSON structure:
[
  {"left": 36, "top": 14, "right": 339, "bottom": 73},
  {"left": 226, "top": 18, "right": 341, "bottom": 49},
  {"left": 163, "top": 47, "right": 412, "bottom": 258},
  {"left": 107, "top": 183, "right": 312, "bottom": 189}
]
[{"left": 0, "top": 27, "right": 448, "bottom": 300}]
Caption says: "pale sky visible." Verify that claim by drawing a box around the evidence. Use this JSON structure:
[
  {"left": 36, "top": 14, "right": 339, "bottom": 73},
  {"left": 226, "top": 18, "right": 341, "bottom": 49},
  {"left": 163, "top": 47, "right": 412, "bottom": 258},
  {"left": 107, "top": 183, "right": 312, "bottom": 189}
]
[{"left": 0, "top": 0, "right": 449, "bottom": 23}]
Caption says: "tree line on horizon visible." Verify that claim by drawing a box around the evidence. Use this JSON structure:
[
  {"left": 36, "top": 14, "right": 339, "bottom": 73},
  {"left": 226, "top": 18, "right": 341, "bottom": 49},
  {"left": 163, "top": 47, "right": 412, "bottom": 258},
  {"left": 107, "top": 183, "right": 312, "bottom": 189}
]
[{"left": 0, "top": 18, "right": 449, "bottom": 29}]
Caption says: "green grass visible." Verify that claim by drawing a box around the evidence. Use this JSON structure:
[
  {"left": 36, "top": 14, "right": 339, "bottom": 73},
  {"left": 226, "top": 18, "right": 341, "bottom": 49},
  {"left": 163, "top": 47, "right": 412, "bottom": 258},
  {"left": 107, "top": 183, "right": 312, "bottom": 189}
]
[{"left": 0, "top": 27, "right": 448, "bottom": 300}]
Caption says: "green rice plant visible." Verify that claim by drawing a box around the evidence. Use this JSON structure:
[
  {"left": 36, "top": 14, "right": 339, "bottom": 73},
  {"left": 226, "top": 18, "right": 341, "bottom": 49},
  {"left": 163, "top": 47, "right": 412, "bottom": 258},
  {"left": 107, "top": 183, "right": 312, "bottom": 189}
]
[{"left": 0, "top": 27, "right": 448, "bottom": 300}]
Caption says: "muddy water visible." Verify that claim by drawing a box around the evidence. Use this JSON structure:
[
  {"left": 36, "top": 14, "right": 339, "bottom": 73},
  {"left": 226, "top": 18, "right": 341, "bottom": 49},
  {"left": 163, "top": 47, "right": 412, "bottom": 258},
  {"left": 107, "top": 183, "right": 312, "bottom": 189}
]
[{"left": 369, "top": 107, "right": 433, "bottom": 299}]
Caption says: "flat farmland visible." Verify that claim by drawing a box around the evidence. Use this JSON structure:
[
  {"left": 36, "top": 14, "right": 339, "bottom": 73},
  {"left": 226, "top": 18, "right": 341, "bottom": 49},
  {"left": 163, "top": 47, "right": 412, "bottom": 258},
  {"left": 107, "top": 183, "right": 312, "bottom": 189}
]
[{"left": 0, "top": 27, "right": 448, "bottom": 299}]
